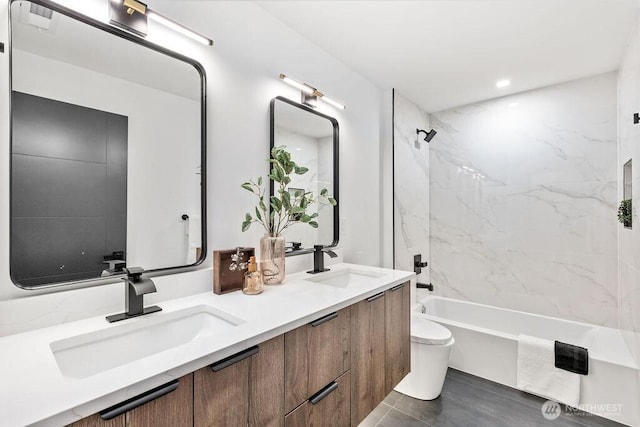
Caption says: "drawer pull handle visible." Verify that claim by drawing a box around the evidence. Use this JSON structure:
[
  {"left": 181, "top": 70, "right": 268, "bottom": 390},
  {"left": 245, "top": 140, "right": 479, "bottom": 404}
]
[
  {"left": 100, "top": 380, "right": 179, "bottom": 420},
  {"left": 310, "top": 312, "right": 338, "bottom": 327},
  {"left": 366, "top": 292, "right": 384, "bottom": 302},
  {"left": 211, "top": 345, "right": 260, "bottom": 372},
  {"left": 309, "top": 381, "right": 338, "bottom": 405},
  {"left": 390, "top": 283, "right": 405, "bottom": 292}
]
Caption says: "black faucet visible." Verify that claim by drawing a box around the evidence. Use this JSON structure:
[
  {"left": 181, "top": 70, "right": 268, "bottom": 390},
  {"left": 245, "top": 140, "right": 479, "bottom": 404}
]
[
  {"left": 106, "top": 267, "right": 162, "bottom": 323},
  {"left": 308, "top": 245, "right": 338, "bottom": 274}
]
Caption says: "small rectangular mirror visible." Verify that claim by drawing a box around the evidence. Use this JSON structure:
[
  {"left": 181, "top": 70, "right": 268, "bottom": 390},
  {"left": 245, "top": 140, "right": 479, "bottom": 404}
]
[
  {"left": 270, "top": 97, "right": 339, "bottom": 253},
  {"left": 9, "top": 0, "right": 207, "bottom": 288}
]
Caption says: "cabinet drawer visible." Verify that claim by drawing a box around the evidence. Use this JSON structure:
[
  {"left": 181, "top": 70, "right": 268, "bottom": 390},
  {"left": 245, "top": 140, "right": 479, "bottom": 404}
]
[
  {"left": 68, "top": 414, "right": 124, "bottom": 427},
  {"left": 284, "top": 371, "right": 351, "bottom": 427},
  {"left": 195, "top": 354, "right": 251, "bottom": 427},
  {"left": 194, "top": 336, "right": 284, "bottom": 427},
  {"left": 67, "top": 374, "right": 193, "bottom": 427},
  {"left": 126, "top": 374, "right": 193, "bottom": 427},
  {"left": 284, "top": 307, "right": 350, "bottom": 414}
]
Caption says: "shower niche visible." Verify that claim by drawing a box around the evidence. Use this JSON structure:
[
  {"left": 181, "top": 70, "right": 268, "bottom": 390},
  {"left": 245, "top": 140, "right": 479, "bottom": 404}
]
[{"left": 620, "top": 159, "right": 632, "bottom": 229}]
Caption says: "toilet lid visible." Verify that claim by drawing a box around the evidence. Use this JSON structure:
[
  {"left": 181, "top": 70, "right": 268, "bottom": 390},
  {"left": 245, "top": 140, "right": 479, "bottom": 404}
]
[{"left": 411, "top": 316, "right": 452, "bottom": 345}]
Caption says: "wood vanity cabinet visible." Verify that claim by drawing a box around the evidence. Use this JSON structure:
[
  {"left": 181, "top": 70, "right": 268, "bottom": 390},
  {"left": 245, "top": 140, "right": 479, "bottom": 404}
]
[
  {"left": 350, "top": 281, "right": 411, "bottom": 425},
  {"left": 284, "top": 371, "right": 351, "bottom": 427},
  {"left": 284, "top": 307, "right": 350, "bottom": 415},
  {"left": 384, "top": 282, "right": 411, "bottom": 395},
  {"left": 68, "top": 414, "right": 124, "bottom": 427},
  {"left": 66, "top": 282, "right": 410, "bottom": 427},
  {"left": 67, "top": 373, "right": 193, "bottom": 427},
  {"left": 194, "top": 335, "right": 285, "bottom": 427},
  {"left": 127, "top": 374, "right": 193, "bottom": 427},
  {"left": 350, "top": 292, "right": 386, "bottom": 425}
]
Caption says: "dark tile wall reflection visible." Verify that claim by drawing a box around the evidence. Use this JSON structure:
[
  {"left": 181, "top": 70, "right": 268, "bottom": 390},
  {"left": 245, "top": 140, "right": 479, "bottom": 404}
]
[{"left": 11, "top": 91, "right": 127, "bottom": 286}]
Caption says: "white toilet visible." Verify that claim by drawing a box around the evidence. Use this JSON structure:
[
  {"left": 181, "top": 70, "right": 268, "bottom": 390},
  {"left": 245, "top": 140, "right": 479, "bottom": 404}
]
[{"left": 394, "top": 308, "right": 455, "bottom": 400}]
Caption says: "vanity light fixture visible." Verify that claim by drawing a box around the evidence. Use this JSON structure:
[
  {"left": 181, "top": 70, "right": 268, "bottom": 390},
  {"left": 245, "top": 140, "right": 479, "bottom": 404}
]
[
  {"left": 147, "top": 11, "right": 213, "bottom": 46},
  {"left": 109, "top": 0, "right": 147, "bottom": 37},
  {"left": 110, "top": 0, "right": 214, "bottom": 46},
  {"left": 124, "top": 0, "right": 146, "bottom": 15},
  {"left": 280, "top": 74, "right": 314, "bottom": 95},
  {"left": 320, "top": 94, "right": 346, "bottom": 110},
  {"left": 279, "top": 74, "right": 346, "bottom": 110}
]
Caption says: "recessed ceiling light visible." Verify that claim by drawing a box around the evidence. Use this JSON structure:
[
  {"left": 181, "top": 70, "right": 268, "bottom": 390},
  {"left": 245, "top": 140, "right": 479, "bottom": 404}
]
[
  {"left": 496, "top": 79, "right": 511, "bottom": 88},
  {"left": 508, "top": 102, "right": 519, "bottom": 108}
]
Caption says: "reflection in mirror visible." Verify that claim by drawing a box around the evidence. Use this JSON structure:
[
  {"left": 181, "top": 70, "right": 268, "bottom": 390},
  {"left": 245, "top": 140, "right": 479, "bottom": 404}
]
[
  {"left": 9, "top": 0, "right": 206, "bottom": 288},
  {"left": 270, "top": 97, "right": 339, "bottom": 252}
]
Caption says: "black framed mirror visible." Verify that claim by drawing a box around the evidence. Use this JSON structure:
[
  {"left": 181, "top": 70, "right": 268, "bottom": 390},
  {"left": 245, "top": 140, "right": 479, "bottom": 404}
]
[
  {"left": 9, "top": 0, "right": 207, "bottom": 289},
  {"left": 270, "top": 96, "right": 339, "bottom": 254}
]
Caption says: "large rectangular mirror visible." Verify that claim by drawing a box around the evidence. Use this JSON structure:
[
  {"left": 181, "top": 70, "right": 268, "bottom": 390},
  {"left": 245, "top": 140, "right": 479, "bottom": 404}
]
[
  {"left": 9, "top": 0, "right": 207, "bottom": 288},
  {"left": 270, "top": 96, "right": 339, "bottom": 253}
]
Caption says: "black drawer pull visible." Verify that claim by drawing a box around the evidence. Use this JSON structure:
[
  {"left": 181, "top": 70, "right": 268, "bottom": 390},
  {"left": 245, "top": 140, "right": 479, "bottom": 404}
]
[
  {"left": 100, "top": 379, "right": 179, "bottom": 420},
  {"left": 211, "top": 345, "right": 259, "bottom": 372},
  {"left": 366, "top": 292, "right": 384, "bottom": 302},
  {"left": 310, "top": 312, "right": 338, "bottom": 327},
  {"left": 309, "top": 381, "right": 338, "bottom": 405},
  {"left": 390, "top": 283, "right": 405, "bottom": 292}
]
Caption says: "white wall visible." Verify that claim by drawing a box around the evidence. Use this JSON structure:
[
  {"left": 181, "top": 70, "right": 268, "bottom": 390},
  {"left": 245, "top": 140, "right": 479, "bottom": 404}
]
[
  {"left": 0, "top": 0, "right": 385, "bottom": 335},
  {"left": 618, "top": 11, "right": 640, "bottom": 366},
  {"left": 428, "top": 73, "right": 618, "bottom": 326}
]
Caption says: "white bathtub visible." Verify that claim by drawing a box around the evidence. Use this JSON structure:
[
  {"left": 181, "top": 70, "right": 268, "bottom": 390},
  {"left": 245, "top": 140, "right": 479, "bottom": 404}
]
[{"left": 417, "top": 295, "right": 640, "bottom": 426}]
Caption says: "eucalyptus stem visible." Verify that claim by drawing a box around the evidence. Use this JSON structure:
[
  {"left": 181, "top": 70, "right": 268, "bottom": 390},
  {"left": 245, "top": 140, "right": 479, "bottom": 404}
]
[{"left": 241, "top": 146, "right": 337, "bottom": 236}]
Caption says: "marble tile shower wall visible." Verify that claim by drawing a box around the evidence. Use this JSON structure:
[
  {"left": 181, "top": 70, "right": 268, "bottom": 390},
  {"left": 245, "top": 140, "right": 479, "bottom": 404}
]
[
  {"left": 618, "top": 14, "right": 640, "bottom": 364},
  {"left": 393, "top": 74, "right": 619, "bottom": 326},
  {"left": 428, "top": 73, "right": 618, "bottom": 326},
  {"left": 393, "top": 92, "right": 431, "bottom": 288}
]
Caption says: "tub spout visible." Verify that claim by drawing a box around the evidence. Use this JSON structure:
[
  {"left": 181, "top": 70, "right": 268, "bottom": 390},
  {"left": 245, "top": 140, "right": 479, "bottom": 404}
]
[{"left": 417, "top": 282, "right": 434, "bottom": 291}]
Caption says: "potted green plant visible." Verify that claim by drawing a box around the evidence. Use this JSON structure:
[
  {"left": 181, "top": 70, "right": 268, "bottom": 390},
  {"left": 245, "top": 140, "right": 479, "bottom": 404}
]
[
  {"left": 618, "top": 199, "right": 632, "bottom": 228},
  {"left": 241, "top": 145, "right": 336, "bottom": 284}
]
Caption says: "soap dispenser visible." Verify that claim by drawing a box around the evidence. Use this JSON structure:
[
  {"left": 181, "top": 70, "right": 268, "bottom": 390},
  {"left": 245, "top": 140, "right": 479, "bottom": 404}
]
[{"left": 242, "top": 256, "right": 263, "bottom": 295}]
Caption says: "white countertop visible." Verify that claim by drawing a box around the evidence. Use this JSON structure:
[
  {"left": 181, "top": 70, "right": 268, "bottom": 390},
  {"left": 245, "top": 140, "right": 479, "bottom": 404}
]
[{"left": 0, "top": 263, "right": 414, "bottom": 427}]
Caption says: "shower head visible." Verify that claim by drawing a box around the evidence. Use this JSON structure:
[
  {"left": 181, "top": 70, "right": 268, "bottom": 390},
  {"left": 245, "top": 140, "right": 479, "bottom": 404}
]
[
  {"left": 424, "top": 129, "right": 437, "bottom": 142},
  {"left": 417, "top": 128, "right": 437, "bottom": 143}
]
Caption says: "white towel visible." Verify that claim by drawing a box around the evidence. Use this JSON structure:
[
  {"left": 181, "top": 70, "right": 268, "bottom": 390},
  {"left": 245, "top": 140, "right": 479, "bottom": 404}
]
[
  {"left": 517, "top": 335, "right": 580, "bottom": 407},
  {"left": 186, "top": 214, "right": 202, "bottom": 264}
]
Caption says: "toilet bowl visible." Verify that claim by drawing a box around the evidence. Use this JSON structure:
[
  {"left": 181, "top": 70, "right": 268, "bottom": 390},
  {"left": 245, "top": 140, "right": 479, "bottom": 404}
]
[{"left": 394, "top": 309, "right": 454, "bottom": 400}]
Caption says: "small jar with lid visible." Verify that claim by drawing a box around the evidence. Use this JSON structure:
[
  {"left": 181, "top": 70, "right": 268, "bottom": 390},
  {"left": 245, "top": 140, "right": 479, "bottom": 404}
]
[{"left": 242, "top": 256, "right": 264, "bottom": 295}]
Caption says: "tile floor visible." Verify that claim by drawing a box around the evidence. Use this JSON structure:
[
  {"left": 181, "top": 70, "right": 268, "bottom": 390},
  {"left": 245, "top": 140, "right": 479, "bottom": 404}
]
[{"left": 359, "top": 369, "right": 624, "bottom": 427}]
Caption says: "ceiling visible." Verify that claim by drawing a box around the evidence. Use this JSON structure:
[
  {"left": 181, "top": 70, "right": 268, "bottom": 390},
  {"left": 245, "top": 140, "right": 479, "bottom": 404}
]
[
  {"left": 257, "top": 0, "right": 638, "bottom": 112},
  {"left": 25, "top": 0, "right": 637, "bottom": 113}
]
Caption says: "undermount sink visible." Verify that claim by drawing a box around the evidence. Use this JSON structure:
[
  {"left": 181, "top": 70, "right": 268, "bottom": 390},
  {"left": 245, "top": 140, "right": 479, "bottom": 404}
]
[
  {"left": 304, "top": 268, "right": 386, "bottom": 288},
  {"left": 50, "top": 305, "right": 245, "bottom": 378}
]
